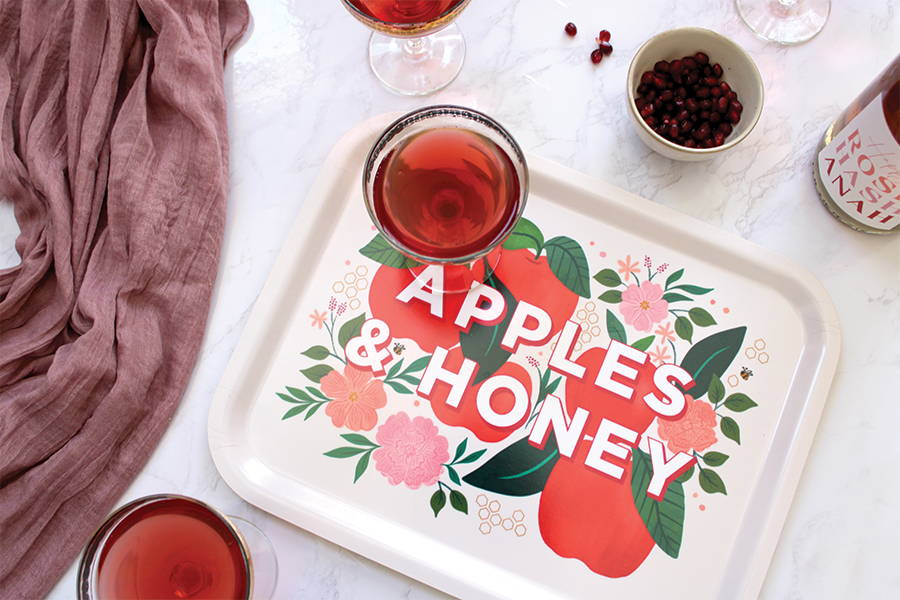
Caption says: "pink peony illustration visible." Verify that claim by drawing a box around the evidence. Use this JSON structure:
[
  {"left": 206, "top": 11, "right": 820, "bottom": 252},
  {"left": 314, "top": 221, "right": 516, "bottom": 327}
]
[
  {"left": 373, "top": 412, "right": 449, "bottom": 489},
  {"left": 657, "top": 395, "right": 718, "bottom": 453},
  {"left": 619, "top": 281, "right": 669, "bottom": 332},
  {"left": 321, "top": 365, "right": 387, "bottom": 431}
]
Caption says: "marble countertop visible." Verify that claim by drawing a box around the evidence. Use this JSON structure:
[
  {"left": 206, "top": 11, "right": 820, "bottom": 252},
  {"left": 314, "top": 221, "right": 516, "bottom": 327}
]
[{"left": 37, "top": 0, "right": 899, "bottom": 598}]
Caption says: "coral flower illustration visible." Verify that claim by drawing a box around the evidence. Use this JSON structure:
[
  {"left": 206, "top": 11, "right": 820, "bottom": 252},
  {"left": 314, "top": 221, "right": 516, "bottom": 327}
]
[
  {"left": 373, "top": 412, "right": 449, "bottom": 489},
  {"left": 320, "top": 365, "right": 387, "bottom": 431},
  {"left": 616, "top": 255, "right": 640, "bottom": 282},
  {"left": 619, "top": 281, "right": 669, "bottom": 332},
  {"left": 657, "top": 395, "right": 718, "bottom": 453}
]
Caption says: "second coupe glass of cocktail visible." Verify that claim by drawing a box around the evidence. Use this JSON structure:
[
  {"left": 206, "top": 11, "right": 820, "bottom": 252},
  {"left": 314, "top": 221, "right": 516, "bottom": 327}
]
[
  {"left": 363, "top": 105, "right": 528, "bottom": 293},
  {"left": 340, "top": 0, "right": 472, "bottom": 95}
]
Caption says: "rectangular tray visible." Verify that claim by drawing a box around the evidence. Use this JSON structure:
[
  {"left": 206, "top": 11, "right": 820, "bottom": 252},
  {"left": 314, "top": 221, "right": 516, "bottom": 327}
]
[{"left": 208, "top": 114, "right": 840, "bottom": 600}]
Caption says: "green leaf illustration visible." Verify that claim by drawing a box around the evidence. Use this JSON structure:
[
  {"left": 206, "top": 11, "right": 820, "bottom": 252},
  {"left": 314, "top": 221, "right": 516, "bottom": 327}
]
[
  {"left": 446, "top": 466, "right": 461, "bottom": 485},
  {"left": 606, "top": 309, "right": 627, "bottom": 344},
  {"left": 359, "top": 234, "right": 420, "bottom": 268},
  {"left": 354, "top": 451, "right": 371, "bottom": 483},
  {"left": 632, "top": 335, "right": 655, "bottom": 352},
  {"left": 663, "top": 292, "right": 693, "bottom": 303},
  {"left": 665, "top": 268, "right": 684, "bottom": 288},
  {"left": 449, "top": 490, "right": 468, "bottom": 514},
  {"left": 701, "top": 451, "right": 729, "bottom": 467},
  {"left": 463, "top": 435, "right": 559, "bottom": 496},
  {"left": 460, "top": 270, "right": 517, "bottom": 384},
  {"left": 341, "top": 433, "right": 376, "bottom": 447},
  {"left": 545, "top": 236, "right": 591, "bottom": 298},
  {"left": 699, "top": 468, "right": 727, "bottom": 495},
  {"left": 282, "top": 405, "right": 307, "bottom": 420},
  {"left": 631, "top": 448, "right": 686, "bottom": 558},
  {"left": 277, "top": 392, "right": 301, "bottom": 405},
  {"left": 721, "top": 416, "right": 741, "bottom": 444},
  {"left": 688, "top": 307, "right": 717, "bottom": 327},
  {"left": 672, "top": 284, "right": 714, "bottom": 295},
  {"left": 707, "top": 374, "right": 725, "bottom": 404},
  {"left": 456, "top": 448, "right": 487, "bottom": 465},
  {"left": 679, "top": 327, "right": 747, "bottom": 398},
  {"left": 324, "top": 446, "right": 368, "bottom": 458},
  {"left": 502, "top": 217, "right": 544, "bottom": 253},
  {"left": 598, "top": 289, "right": 623, "bottom": 303},
  {"left": 723, "top": 393, "right": 757, "bottom": 412},
  {"left": 594, "top": 268, "right": 623, "bottom": 288},
  {"left": 286, "top": 386, "right": 314, "bottom": 402},
  {"left": 308, "top": 386, "right": 329, "bottom": 400},
  {"left": 386, "top": 359, "right": 404, "bottom": 380},
  {"left": 452, "top": 439, "right": 468, "bottom": 463},
  {"left": 675, "top": 316, "right": 693, "bottom": 343},
  {"left": 305, "top": 403, "right": 323, "bottom": 420},
  {"left": 338, "top": 313, "right": 366, "bottom": 348},
  {"left": 405, "top": 355, "right": 431, "bottom": 373},
  {"left": 300, "top": 364, "right": 334, "bottom": 383},
  {"left": 302, "top": 345, "right": 330, "bottom": 360},
  {"left": 545, "top": 377, "right": 562, "bottom": 395},
  {"left": 677, "top": 465, "right": 694, "bottom": 482},
  {"left": 430, "top": 489, "right": 447, "bottom": 517}
]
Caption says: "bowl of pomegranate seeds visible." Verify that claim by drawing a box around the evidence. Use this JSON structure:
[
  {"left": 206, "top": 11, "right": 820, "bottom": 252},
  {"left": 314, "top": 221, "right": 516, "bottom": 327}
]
[{"left": 626, "top": 27, "right": 763, "bottom": 161}]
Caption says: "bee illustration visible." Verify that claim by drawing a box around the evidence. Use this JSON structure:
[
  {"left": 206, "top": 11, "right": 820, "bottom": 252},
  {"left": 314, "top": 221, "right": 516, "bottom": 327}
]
[
  {"left": 392, "top": 342, "right": 405, "bottom": 355},
  {"left": 740, "top": 366, "right": 754, "bottom": 380}
]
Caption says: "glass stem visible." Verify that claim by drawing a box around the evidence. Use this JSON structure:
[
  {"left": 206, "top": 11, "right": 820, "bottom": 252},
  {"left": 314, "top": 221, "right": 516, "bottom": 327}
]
[{"left": 403, "top": 36, "right": 429, "bottom": 61}]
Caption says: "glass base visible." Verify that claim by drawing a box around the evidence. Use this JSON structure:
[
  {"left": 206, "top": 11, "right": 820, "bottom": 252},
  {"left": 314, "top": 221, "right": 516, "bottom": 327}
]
[
  {"left": 408, "top": 248, "right": 503, "bottom": 295},
  {"left": 735, "top": 0, "right": 830, "bottom": 45},
  {"left": 228, "top": 516, "right": 278, "bottom": 599},
  {"left": 369, "top": 23, "right": 466, "bottom": 96}
]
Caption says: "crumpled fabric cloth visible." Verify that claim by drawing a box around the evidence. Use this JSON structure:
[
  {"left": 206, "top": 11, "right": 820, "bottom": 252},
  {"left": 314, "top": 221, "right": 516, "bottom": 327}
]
[{"left": 0, "top": 1, "right": 248, "bottom": 597}]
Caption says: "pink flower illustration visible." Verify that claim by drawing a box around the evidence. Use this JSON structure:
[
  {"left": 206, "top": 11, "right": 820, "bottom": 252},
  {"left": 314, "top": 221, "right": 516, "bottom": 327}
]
[
  {"left": 657, "top": 396, "right": 718, "bottom": 453},
  {"left": 648, "top": 343, "right": 672, "bottom": 365},
  {"left": 321, "top": 365, "right": 387, "bottom": 431},
  {"left": 373, "top": 412, "right": 449, "bottom": 489},
  {"left": 309, "top": 309, "right": 327, "bottom": 329},
  {"left": 619, "top": 281, "right": 669, "bottom": 332},
  {"left": 616, "top": 255, "right": 640, "bottom": 282},
  {"left": 654, "top": 321, "right": 676, "bottom": 343}
]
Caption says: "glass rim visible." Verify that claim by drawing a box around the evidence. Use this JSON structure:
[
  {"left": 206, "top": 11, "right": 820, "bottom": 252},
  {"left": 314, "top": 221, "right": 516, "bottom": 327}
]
[
  {"left": 362, "top": 104, "right": 529, "bottom": 265},
  {"left": 76, "top": 494, "right": 254, "bottom": 600},
  {"left": 340, "top": 0, "right": 471, "bottom": 31}
]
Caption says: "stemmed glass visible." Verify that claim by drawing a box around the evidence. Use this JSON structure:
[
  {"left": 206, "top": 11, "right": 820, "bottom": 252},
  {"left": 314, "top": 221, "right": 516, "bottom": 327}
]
[
  {"left": 340, "top": 0, "right": 472, "bottom": 96},
  {"left": 77, "top": 495, "right": 278, "bottom": 600},
  {"left": 363, "top": 105, "right": 528, "bottom": 293},
  {"left": 735, "top": 0, "right": 830, "bottom": 45}
]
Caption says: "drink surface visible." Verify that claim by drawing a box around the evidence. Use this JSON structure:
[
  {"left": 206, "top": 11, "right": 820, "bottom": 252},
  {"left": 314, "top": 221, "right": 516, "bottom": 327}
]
[
  {"left": 96, "top": 498, "right": 248, "bottom": 600},
  {"left": 347, "top": 0, "right": 465, "bottom": 24},
  {"left": 373, "top": 127, "right": 521, "bottom": 260}
]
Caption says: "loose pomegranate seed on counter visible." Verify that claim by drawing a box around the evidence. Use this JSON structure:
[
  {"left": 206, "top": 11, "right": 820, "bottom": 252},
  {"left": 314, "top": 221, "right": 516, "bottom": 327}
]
[
  {"left": 598, "top": 41, "right": 613, "bottom": 55},
  {"left": 565, "top": 22, "right": 577, "bottom": 36},
  {"left": 597, "top": 29, "right": 611, "bottom": 42},
  {"left": 634, "top": 50, "right": 743, "bottom": 149},
  {"left": 591, "top": 48, "right": 603, "bottom": 64}
]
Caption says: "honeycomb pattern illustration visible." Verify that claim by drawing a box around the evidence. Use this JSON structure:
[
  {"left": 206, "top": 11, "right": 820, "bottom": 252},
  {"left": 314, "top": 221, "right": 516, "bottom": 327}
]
[
  {"left": 475, "top": 495, "right": 527, "bottom": 536},
  {"left": 574, "top": 301, "right": 602, "bottom": 351},
  {"left": 744, "top": 338, "right": 769, "bottom": 364},
  {"left": 331, "top": 264, "right": 369, "bottom": 311}
]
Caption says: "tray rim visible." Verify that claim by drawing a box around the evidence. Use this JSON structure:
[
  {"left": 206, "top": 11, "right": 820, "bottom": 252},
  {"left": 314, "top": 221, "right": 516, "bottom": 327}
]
[{"left": 208, "top": 113, "right": 841, "bottom": 600}]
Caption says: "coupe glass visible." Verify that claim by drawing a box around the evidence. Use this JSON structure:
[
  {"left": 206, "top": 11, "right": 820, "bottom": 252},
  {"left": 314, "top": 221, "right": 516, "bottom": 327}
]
[
  {"left": 363, "top": 105, "right": 528, "bottom": 293},
  {"left": 77, "top": 494, "right": 278, "bottom": 600},
  {"left": 340, "top": 0, "right": 472, "bottom": 96},
  {"left": 735, "top": 0, "right": 830, "bottom": 45}
]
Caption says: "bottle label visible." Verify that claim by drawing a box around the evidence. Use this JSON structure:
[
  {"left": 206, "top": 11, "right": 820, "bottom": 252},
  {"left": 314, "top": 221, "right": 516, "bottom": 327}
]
[{"left": 817, "top": 96, "right": 900, "bottom": 230}]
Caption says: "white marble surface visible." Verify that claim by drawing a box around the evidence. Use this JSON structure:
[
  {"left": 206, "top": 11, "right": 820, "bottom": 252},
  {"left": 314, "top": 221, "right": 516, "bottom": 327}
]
[{"left": 30, "top": 0, "right": 900, "bottom": 598}]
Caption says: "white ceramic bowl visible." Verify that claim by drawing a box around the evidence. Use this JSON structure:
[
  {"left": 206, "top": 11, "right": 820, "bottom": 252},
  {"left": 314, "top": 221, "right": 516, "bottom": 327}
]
[{"left": 626, "top": 27, "right": 764, "bottom": 161}]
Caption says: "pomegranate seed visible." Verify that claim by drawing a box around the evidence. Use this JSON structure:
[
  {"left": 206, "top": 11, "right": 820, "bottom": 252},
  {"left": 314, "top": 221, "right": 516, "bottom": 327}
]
[
  {"left": 730, "top": 99, "right": 744, "bottom": 113},
  {"left": 712, "top": 63, "right": 723, "bottom": 77},
  {"left": 702, "top": 138, "right": 715, "bottom": 148},
  {"left": 710, "top": 86, "right": 722, "bottom": 98},
  {"left": 635, "top": 98, "right": 647, "bottom": 110},
  {"left": 643, "top": 115, "right": 657, "bottom": 127},
  {"left": 716, "top": 96, "right": 729, "bottom": 112},
  {"left": 641, "top": 71, "right": 655, "bottom": 85},
  {"left": 727, "top": 109, "right": 741, "bottom": 124},
  {"left": 599, "top": 41, "right": 613, "bottom": 55},
  {"left": 654, "top": 60, "right": 670, "bottom": 73},
  {"left": 668, "top": 123, "right": 680, "bottom": 138},
  {"left": 699, "top": 110, "right": 711, "bottom": 120},
  {"left": 696, "top": 122, "right": 711, "bottom": 139},
  {"left": 680, "top": 119, "right": 693, "bottom": 134},
  {"left": 659, "top": 90, "right": 674, "bottom": 102},
  {"left": 695, "top": 51, "right": 709, "bottom": 65},
  {"left": 709, "top": 111, "right": 721, "bottom": 123},
  {"left": 685, "top": 98, "right": 699, "bottom": 112},
  {"left": 703, "top": 76, "right": 718, "bottom": 86},
  {"left": 670, "top": 59, "right": 683, "bottom": 73},
  {"left": 676, "top": 109, "right": 689, "bottom": 121},
  {"left": 696, "top": 87, "right": 710, "bottom": 98},
  {"left": 718, "top": 122, "right": 733, "bottom": 136},
  {"left": 702, "top": 65, "right": 713, "bottom": 77},
  {"left": 685, "top": 72, "right": 699, "bottom": 85},
  {"left": 683, "top": 57, "right": 697, "bottom": 69},
  {"left": 720, "top": 81, "right": 731, "bottom": 94},
  {"left": 727, "top": 90, "right": 738, "bottom": 101},
  {"left": 591, "top": 48, "right": 603, "bottom": 64},
  {"left": 598, "top": 29, "right": 611, "bottom": 42},
  {"left": 700, "top": 99, "right": 713, "bottom": 110},
  {"left": 645, "top": 89, "right": 657, "bottom": 102},
  {"left": 564, "top": 22, "right": 577, "bottom": 36},
  {"left": 713, "top": 132, "right": 725, "bottom": 146},
  {"left": 684, "top": 139, "right": 697, "bottom": 148}
]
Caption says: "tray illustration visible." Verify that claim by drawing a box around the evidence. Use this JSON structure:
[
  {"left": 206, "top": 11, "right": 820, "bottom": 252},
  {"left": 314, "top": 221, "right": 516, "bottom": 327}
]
[{"left": 208, "top": 114, "right": 840, "bottom": 600}]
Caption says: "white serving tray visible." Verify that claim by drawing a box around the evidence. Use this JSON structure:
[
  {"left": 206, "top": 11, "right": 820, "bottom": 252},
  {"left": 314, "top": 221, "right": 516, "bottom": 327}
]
[{"left": 209, "top": 114, "right": 840, "bottom": 600}]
